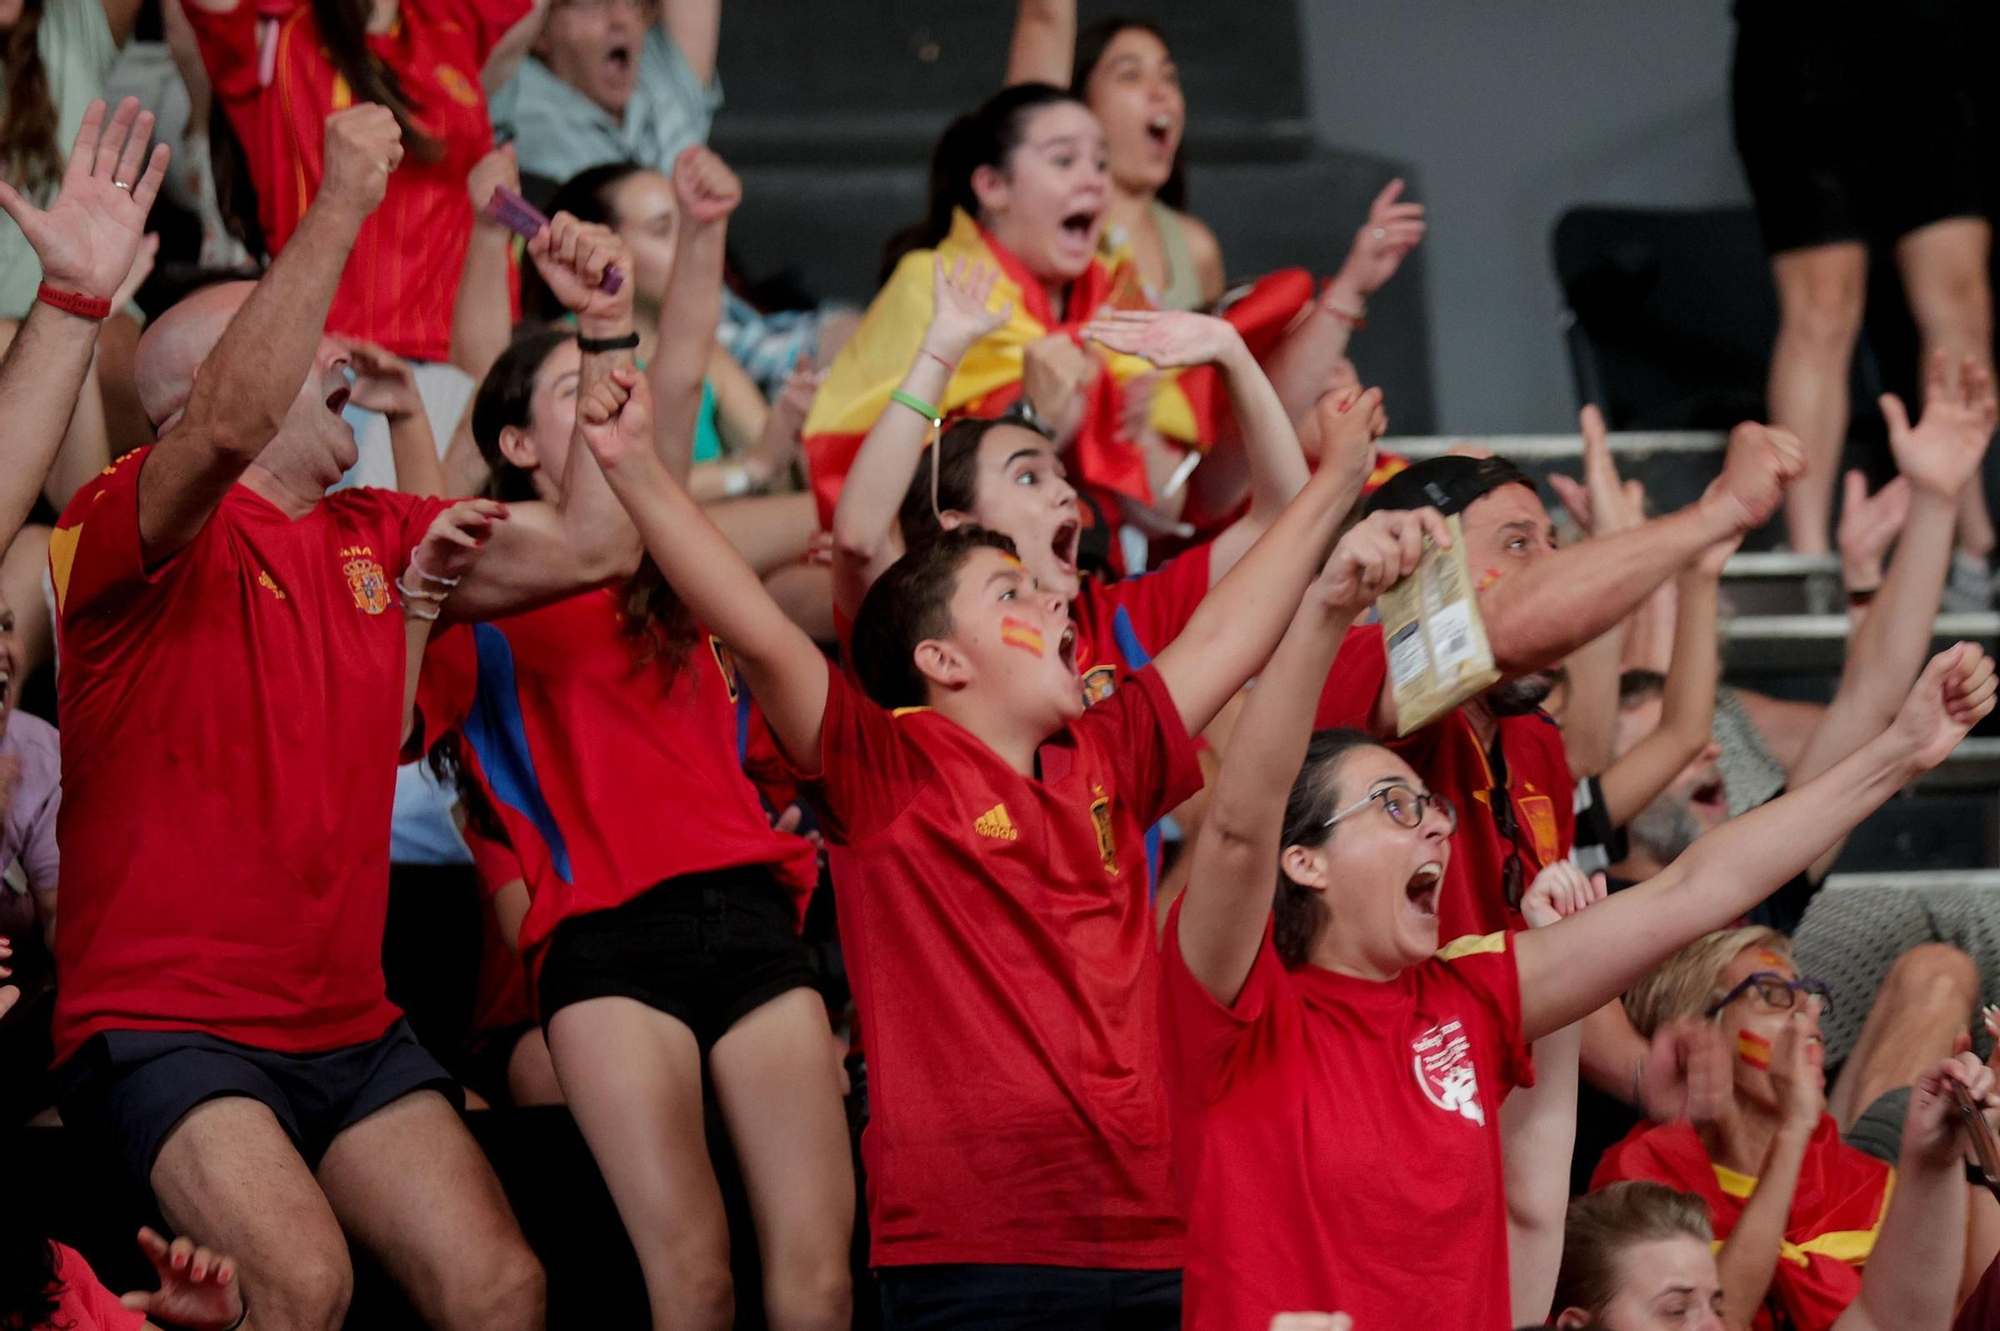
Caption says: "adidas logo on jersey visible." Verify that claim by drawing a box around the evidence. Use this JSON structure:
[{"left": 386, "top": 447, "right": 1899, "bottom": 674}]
[{"left": 974, "top": 803, "right": 1019, "bottom": 842}]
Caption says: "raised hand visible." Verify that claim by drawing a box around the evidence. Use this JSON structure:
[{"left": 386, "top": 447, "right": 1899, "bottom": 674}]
[
  {"left": 1881, "top": 351, "right": 1998, "bottom": 500},
  {"left": 118, "top": 1227, "right": 244, "bottom": 1331},
  {"left": 1519, "top": 861, "right": 1607, "bottom": 929},
  {"left": 412, "top": 499, "right": 507, "bottom": 588},
  {"left": 0, "top": 97, "right": 170, "bottom": 303},
  {"left": 1836, "top": 470, "right": 1910, "bottom": 591},
  {"left": 1905, "top": 1051, "right": 2000, "bottom": 1169},
  {"left": 924, "top": 256, "right": 1011, "bottom": 364},
  {"left": 578, "top": 366, "right": 654, "bottom": 473},
  {"left": 1636, "top": 1016, "right": 1730, "bottom": 1124},
  {"left": 1548, "top": 405, "right": 1646, "bottom": 537},
  {"left": 1888, "top": 643, "right": 2000, "bottom": 771},
  {"left": 467, "top": 144, "right": 522, "bottom": 229},
  {"left": 1765, "top": 995, "right": 1827, "bottom": 1131},
  {"left": 1081, "top": 309, "right": 1246, "bottom": 368},
  {"left": 747, "top": 355, "right": 821, "bottom": 489},
  {"left": 526, "top": 213, "right": 634, "bottom": 330},
  {"left": 1021, "top": 333, "right": 1099, "bottom": 445},
  {"left": 672, "top": 143, "right": 742, "bottom": 227},
  {"left": 1702, "top": 421, "right": 1807, "bottom": 537},
  {"left": 336, "top": 339, "right": 423, "bottom": 421},
  {"left": 319, "top": 103, "right": 404, "bottom": 222},
  {"left": 1331, "top": 177, "right": 1427, "bottom": 303},
  {"left": 1315, "top": 384, "right": 1386, "bottom": 498},
  {"left": 1317, "top": 505, "right": 1450, "bottom": 617}
]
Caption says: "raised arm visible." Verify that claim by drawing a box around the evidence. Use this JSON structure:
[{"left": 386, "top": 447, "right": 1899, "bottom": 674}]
[
  {"left": 0, "top": 98, "right": 165, "bottom": 546},
  {"left": 1834, "top": 1055, "right": 1993, "bottom": 1331},
  {"left": 1479, "top": 423, "right": 1804, "bottom": 677},
  {"left": 830, "top": 256, "right": 1009, "bottom": 620},
  {"left": 450, "top": 146, "right": 522, "bottom": 384},
  {"left": 1712, "top": 1012, "right": 1824, "bottom": 1331},
  {"left": 342, "top": 339, "right": 446, "bottom": 497},
  {"left": 440, "top": 215, "right": 646, "bottom": 620},
  {"left": 482, "top": 0, "right": 550, "bottom": 91},
  {"left": 1516, "top": 644, "right": 1997, "bottom": 1042},
  {"left": 661, "top": 0, "right": 719, "bottom": 85},
  {"left": 142, "top": 106, "right": 396, "bottom": 562},
  {"left": 577, "top": 372, "right": 832, "bottom": 767},
  {"left": 1146, "top": 385, "right": 1390, "bottom": 736},
  {"left": 651, "top": 145, "right": 737, "bottom": 484},
  {"left": 1597, "top": 547, "right": 1727, "bottom": 826},
  {"left": 1176, "top": 508, "right": 1435, "bottom": 1003},
  {"left": 1004, "top": 0, "right": 1074, "bottom": 87},
  {"left": 399, "top": 500, "right": 506, "bottom": 744},
  {"left": 1791, "top": 354, "right": 1995, "bottom": 790},
  {"left": 1084, "top": 309, "right": 1312, "bottom": 587}
]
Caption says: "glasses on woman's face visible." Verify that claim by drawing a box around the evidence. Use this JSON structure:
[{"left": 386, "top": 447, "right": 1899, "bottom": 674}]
[
  {"left": 1324, "top": 783, "right": 1457, "bottom": 834},
  {"left": 1703, "top": 971, "right": 1835, "bottom": 1021}
]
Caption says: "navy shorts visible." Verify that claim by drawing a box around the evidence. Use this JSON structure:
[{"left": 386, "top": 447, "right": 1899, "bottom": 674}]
[{"left": 56, "top": 1018, "right": 461, "bottom": 1188}]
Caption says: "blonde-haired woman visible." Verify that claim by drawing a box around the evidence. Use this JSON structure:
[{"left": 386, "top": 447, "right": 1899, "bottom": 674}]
[{"left": 1595, "top": 928, "right": 1998, "bottom": 1328}]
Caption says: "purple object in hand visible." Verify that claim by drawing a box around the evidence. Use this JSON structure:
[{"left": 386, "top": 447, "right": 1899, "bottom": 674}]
[{"left": 485, "top": 186, "right": 625, "bottom": 294}]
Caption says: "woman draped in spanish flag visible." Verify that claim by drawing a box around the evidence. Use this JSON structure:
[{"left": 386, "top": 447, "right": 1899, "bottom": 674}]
[
  {"left": 1593, "top": 926, "right": 1997, "bottom": 1330},
  {"left": 802, "top": 81, "right": 1416, "bottom": 555}
]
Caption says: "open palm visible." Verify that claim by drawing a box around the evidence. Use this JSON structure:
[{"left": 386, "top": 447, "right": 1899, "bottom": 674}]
[
  {"left": 1082, "top": 309, "right": 1241, "bottom": 368},
  {"left": 1882, "top": 351, "right": 1998, "bottom": 499},
  {"left": 0, "top": 97, "right": 169, "bottom": 302}
]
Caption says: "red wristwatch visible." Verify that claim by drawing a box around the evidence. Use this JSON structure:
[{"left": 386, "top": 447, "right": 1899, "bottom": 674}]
[{"left": 37, "top": 282, "right": 112, "bottom": 321}]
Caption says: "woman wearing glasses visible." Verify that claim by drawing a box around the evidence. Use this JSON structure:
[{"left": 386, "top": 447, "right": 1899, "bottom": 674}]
[
  {"left": 1591, "top": 926, "right": 1999, "bottom": 1329},
  {"left": 1158, "top": 493, "right": 1999, "bottom": 1331}
]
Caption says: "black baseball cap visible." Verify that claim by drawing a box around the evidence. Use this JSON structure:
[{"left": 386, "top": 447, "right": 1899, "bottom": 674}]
[{"left": 1364, "top": 454, "right": 1537, "bottom": 519}]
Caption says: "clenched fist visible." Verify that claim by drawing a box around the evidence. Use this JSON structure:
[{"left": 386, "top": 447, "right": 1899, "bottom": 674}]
[
  {"left": 320, "top": 104, "right": 404, "bottom": 219},
  {"left": 673, "top": 144, "right": 742, "bottom": 227}
]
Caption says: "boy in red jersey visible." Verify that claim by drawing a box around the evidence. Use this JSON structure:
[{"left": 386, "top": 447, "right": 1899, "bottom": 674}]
[
  {"left": 577, "top": 339, "right": 1411, "bottom": 1325},
  {"left": 44, "top": 106, "right": 648, "bottom": 1331}
]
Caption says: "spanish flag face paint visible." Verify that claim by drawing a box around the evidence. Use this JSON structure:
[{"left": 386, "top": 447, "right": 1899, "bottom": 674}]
[
  {"left": 1737, "top": 1029, "right": 1773, "bottom": 1070},
  {"left": 1000, "top": 616, "right": 1046, "bottom": 658}
]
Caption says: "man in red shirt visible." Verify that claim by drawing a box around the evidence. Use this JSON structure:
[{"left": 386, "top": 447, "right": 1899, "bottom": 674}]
[
  {"left": 1315, "top": 428, "right": 1803, "bottom": 1321},
  {"left": 44, "top": 106, "right": 645, "bottom": 1331},
  {"left": 576, "top": 353, "right": 1378, "bottom": 1326}
]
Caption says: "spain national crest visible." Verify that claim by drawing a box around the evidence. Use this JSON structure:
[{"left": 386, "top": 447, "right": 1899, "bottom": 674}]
[{"left": 345, "top": 557, "right": 391, "bottom": 615}]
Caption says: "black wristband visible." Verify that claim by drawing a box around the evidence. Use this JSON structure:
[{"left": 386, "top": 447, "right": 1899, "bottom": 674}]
[
  {"left": 220, "top": 1298, "right": 249, "bottom": 1331},
  {"left": 576, "top": 330, "right": 640, "bottom": 354}
]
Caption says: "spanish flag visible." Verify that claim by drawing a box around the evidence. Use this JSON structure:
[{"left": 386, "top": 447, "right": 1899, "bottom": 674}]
[
  {"left": 1592, "top": 1116, "right": 1892, "bottom": 1331},
  {"left": 800, "top": 208, "right": 1313, "bottom": 530}
]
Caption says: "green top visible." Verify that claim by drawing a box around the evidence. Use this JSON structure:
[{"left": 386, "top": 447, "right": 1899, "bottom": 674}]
[
  {"left": 1148, "top": 198, "right": 1205, "bottom": 313},
  {"left": 0, "top": 0, "right": 119, "bottom": 317}
]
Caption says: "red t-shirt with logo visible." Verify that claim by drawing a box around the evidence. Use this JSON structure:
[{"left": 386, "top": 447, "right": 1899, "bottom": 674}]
[
  {"left": 414, "top": 595, "right": 817, "bottom": 990},
  {"left": 185, "top": 0, "right": 527, "bottom": 362},
  {"left": 786, "top": 659, "right": 1202, "bottom": 1269},
  {"left": 45, "top": 1244, "right": 146, "bottom": 1331},
  {"left": 1071, "top": 544, "right": 1211, "bottom": 703},
  {"left": 1315, "top": 623, "right": 1576, "bottom": 939},
  {"left": 48, "top": 448, "right": 448, "bottom": 1061},
  {"left": 1160, "top": 897, "right": 1532, "bottom": 1330}
]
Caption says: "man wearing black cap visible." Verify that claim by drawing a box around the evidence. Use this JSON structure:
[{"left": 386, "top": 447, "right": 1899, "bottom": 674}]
[{"left": 1312, "top": 421, "right": 1801, "bottom": 1324}]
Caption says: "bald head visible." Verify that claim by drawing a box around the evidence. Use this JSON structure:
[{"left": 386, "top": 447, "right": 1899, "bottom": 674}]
[{"left": 135, "top": 281, "right": 255, "bottom": 431}]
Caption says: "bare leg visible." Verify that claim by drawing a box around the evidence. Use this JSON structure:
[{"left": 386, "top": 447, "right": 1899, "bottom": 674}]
[
  {"left": 1894, "top": 217, "right": 1996, "bottom": 562},
  {"left": 314, "top": 1088, "right": 545, "bottom": 1331},
  {"left": 506, "top": 1026, "right": 565, "bottom": 1107},
  {"left": 547, "top": 996, "right": 734, "bottom": 1331},
  {"left": 1768, "top": 242, "right": 1868, "bottom": 554},
  {"left": 709, "top": 988, "right": 854, "bottom": 1331},
  {"left": 150, "top": 1097, "right": 354, "bottom": 1331},
  {"left": 1828, "top": 943, "right": 1980, "bottom": 1129}
]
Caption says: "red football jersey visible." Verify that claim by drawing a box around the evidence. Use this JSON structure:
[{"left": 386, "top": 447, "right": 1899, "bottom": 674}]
[
  {"left": 1160, "top": 899, "right": 1532, "bottom": 1331},
  {"left": 788, "top": 659, "right": 1202, "bottom": 1270},
  {"left": 1071, "top": 544, "right": 1211, "bottom": 703},
  {"left": 186, "top": 0, "right": 527, "bottom": 362},
  {"left": 48, "top": 448, "right": 448, "bottom": 1060},
  {"left": 1315, "top": 623, "right": 1576, "bottom": 938},
  {"left": 415, "top": 595, "right": 817, "bottom": 988}
]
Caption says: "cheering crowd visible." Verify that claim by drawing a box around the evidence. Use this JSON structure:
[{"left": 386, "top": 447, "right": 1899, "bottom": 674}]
[{"left": 5, "top": 1, "right": 2000, "bottom": 1329}]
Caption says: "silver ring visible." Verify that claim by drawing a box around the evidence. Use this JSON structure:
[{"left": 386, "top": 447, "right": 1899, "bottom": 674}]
[
  {"left": 1370, "top": 226, "right": 1386, "bottom": 240},
  {"left": 113, "top": 180, "right": 131, "bottom": 192}
]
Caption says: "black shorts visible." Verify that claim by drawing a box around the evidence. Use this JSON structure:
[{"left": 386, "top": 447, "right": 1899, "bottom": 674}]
[
  {"left": 55, "top": 1018, "right": 460, "bottom": 1189},
  {"left": 536, "top": 865, "right": 813, "bottom": 1052},
  {"left": 1732, "top": 0, "right": 1986, "bottom": 254}
]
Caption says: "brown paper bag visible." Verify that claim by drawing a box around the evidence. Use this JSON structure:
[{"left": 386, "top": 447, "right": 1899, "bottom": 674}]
[{"left": 1376, "top": 513, "right": 1501, "bottom": 736}]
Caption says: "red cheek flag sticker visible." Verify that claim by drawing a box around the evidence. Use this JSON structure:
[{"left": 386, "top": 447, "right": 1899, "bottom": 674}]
[
  {"left": 1000, "top": 617, "right": 1046, "bottom": 657},
  {"left": 1737, "top": 1030, "right": 1773, "bottom": 1070}
]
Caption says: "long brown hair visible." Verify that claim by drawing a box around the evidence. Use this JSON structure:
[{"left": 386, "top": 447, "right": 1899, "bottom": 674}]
[
  {"left": 0, "top": 0, "right": 64, "bottom": 199},
  {"left": 312, "top": 0, "right": 443, "bottom": 163},
  {"left": 470, "top": 327, "right": 696, "bottom": 676}
]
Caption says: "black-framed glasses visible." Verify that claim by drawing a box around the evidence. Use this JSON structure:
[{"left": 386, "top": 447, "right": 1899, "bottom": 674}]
[
  {"left": 1704, "top": 971, "right": 1835, "bottom": 1021},
  {"left": 1324, "top": 783, "right": 1457, "bottom": 834}
]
